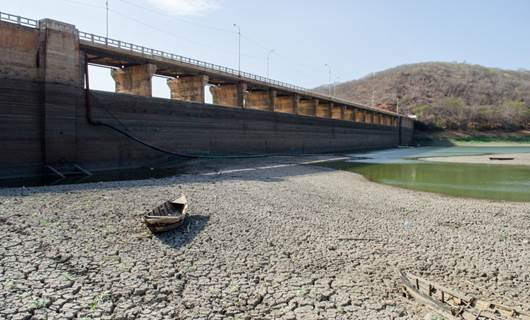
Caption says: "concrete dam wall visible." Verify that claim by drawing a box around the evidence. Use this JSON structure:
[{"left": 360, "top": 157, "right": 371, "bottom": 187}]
[
  {"left": 0, "top": 78, "right": 412, "bottom": 178},
  {"left": 0, "top": 16, "right": 414, "bottom": 179}
]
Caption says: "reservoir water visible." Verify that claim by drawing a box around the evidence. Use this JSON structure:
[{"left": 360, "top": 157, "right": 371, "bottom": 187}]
[{"left": 323, "top": 146, "right": 530, "bottom": 202}]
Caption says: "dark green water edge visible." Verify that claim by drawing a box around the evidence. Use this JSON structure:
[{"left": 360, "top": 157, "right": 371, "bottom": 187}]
[{"left": 319, "top": 161, "right": 530, "bottom": 202}]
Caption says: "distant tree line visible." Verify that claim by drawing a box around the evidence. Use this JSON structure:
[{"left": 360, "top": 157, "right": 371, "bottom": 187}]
[
  {"left": 316, "top": 62, "right": 530, "bottom": 131},
  {"left": 415, "top": 98, "right": 530, "bottom": 130}
]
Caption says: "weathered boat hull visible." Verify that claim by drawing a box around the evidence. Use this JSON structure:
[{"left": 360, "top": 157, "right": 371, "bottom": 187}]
[
  {"left": 400, "top": 270, "right": 530, "bottom": 320},
  {"left": 143, "top": 194, "right": 188, "bottom": 234}
]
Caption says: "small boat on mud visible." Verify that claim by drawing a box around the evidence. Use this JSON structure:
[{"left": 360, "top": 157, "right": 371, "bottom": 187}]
[
  {"left": 143, "top": 194, "right": 188, "bottom": 233},
  {"left": 400, "top": 270, "right": 530, "bottom": 320},
  {"left": 489, "top": 157, "right": 515, "bottom": 161}
]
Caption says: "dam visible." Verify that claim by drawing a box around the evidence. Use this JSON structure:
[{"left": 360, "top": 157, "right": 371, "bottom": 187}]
[{"left": 0, "top": 12, "right": 414, "bottom": 180}]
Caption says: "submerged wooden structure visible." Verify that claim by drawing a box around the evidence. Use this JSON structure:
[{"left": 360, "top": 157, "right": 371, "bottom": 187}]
[{"left": 400, "top": 271, "right": 530, "bottom": 320}]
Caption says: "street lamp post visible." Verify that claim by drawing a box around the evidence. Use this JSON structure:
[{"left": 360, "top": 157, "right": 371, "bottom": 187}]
[
  {"left": 266, "top": 49, "right": 275, "bottom": 78},
  {"left": 324, "top": 64, "right": 332, "bottom": 96},
  {"left": 371, "top": 72, "right": 376, "bottom": 107},
  {"left": 105, "top": 0, "right": 109, "bottom": 38},
  {"left": 233, "top": 24, "right": 241, "bottom": 76},
  {"left": 334, "top": 76, "right": 340, "bottom": 96}
]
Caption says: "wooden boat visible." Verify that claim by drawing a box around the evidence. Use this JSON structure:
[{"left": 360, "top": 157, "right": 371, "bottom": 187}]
[
  {"left": 143, "top": 194, "right": 188, "bottom": 233},
  {"left": 400, "top": 270, "right": 530, "bottom": 320},
  {"left": 489, "top": 157, "right": 515, "bottom": 161}
]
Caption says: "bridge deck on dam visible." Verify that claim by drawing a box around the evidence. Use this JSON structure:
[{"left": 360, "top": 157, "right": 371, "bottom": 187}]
[{"left": 78, "top": 31, "right": 396, "bottom": 117}]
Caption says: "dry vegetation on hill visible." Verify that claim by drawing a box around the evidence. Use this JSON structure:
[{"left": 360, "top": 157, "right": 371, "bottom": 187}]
[{"left": 316, "top": 62, "right": 530, "bottom": 130}]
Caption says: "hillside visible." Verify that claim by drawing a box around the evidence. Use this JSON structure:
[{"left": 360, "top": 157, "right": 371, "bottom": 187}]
[{"left": 315, "top": 62, "right": 530, "bottom": 130}]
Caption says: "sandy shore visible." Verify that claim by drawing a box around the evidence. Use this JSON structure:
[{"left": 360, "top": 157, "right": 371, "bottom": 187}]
[
  {"left": 1, "top": 156, "right": 529, "bottom": 319},
  {"left": 421, "top": 152, "right": 530, "bottom": 166}
]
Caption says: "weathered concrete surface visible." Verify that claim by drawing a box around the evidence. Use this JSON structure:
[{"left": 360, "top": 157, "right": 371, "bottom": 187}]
[
  {"left": 0, "top": 79, "right": 43, "bottom": 178},
  {"left": 400, "top": 117, "right": 414, "bottom": 145},
  {"left": 343, "top": 107, "right": 353, "bottom": 121},
  {"left": 298, "top": 99, "right": 317, "bottom": 116},
  {"left": 331, "top": 105, "right": 343, "bottom": 120},
  {"left": 0, "top": 21, "right": 40, "bottom": 81},
  {"left": 275, "top": 95, "right": 299, "bottom": 114},
  {"left": 0, "top": 78, "right": 411, "bottom": 178},
  {"left": 76, "top": 91, "right": 401, "bottom": 171},
  {"left": 365, "top": 111, "right": 373, "bottom": 124},
  {"left": 167, "top": 75, "right": 208, "bottom": 103},
  {"left": 0, "top": 19, "right": 84, "bottom": 171},
  {"left": 209, "top": 83, "right": 247, "bottom": 108},
  {"left": 0, "top": 156, "right": 528, "bottom": 319},
  {"left": 38, "top": 19, "right": 83, "bottom": 86},
  {"left": 246, "top": 90, "right": 275, "bottom": 111},
  {"left": 38, "top": 19, "right": 84, "bottom": 166},
  {"left": 0, "top": 19, "right": 413, "bottom": 180},
  {"left": 354, "top": 109, "right": 364, "bottom": 123},
  {"left": 111, "top": 64, "right": 157, "bottom": 97},
  {"left": 316, "top": 101, "right": 331, "bottom": 118}
]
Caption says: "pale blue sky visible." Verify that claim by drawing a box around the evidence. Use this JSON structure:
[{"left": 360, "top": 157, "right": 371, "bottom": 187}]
[{"left": 2, "top": 0, "right": 530, "bottom": 98}]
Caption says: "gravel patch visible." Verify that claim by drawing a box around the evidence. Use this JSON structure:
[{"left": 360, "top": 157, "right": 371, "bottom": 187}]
[{"left": 1, "top": 156, "right": 529, "bottom": 319}]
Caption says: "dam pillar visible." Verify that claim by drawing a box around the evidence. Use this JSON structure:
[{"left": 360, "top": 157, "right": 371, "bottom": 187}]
[
  {"left": 366, "top": 111, "right": 373, "bottom": 124},
  {"left": 38, "top": 19, "right": 83, "bottom": 166},
  {"left": 331, "top": 104, "right": 343, "bottom": 120},
  {"left": 275, "top": 94, "right": 299, "bottom": 114},
  {"left": 246, "top": 89, "right": 276, "bottom": 111},
  {"left": 167, "top": 75, "right": 208, "bottom": 103},
  {"left": 299, "top": 98, "right": 317, "bottom": 116},
  {"left": 343, "top": 106, "right": 353, "bottom": 121},
  {"left": 111, "top": 64, "right": 157, "bottom": 97},
  {"left": 210, "top": 82, "right": 247, "bottom": 108},
  {"left": 353, "top": 109, "right": 358, "bottom": 122},
  {"left": 317, "top": 101, "right": 332, "bottom": 118},
  {"left": 374, "top": 113, "right": 381, "bottom": 125}
]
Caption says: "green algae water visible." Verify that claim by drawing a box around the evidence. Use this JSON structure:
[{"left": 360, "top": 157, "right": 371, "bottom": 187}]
[{"left": 323, "top": 148, "right": 530, "bottom": 202}]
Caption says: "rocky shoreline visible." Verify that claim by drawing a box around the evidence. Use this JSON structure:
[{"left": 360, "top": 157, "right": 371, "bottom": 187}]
[{"left": 1, "top": 156, "right": 529, "bottom": 319}]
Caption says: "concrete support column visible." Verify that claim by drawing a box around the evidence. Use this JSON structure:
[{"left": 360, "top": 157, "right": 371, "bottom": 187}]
[
  {"left": 38, "top": 19, "right": 83, "bottom": 166},
  {"left": 317, "top": 101, "right": 332, "bottom": 118},
  {"left": 269, "top": 90, "right": 277, "bottom": 111},
  {"left": 167, "top": 75, "right": 208, "bottom": 103},
  {"left": 276, "top": 94, "right": 299, "bottom": 114},
  {"left": 111, "top": 64, "right": 157, "bottom": 97},
  {"left": 353, "top": 109, "right": 362, "bottom": 122},
  {"left": 344, "top": 106, "right": 353, "bottom": 121},
  {"left": 299, "top": 98, "right": 317, "bottom": 116},
  {"left": 246, "top": 89, "right": 276, "bottom": 111},
  {"left": 365, "top": 111, "right": 372, "bottom": 124},
  {"left": 374, "top": 113, "right": 381, "bottom": 125},
  {"left": 293, "top": 94, "right": 300, "bottom": 114},
  {"left": 331, "top": 104, "right": 343, "bottom": 119},
  {"left": 210, "top": 83, "right": 247, "bottom": 108}
]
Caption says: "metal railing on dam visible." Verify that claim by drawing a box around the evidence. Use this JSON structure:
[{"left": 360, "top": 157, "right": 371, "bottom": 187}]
[
  {"left": 0, "top": 11, "right": 38, "bottom": 28},
  {"left": 0, "top": 10, "right": 397, "bottom": 117},
  {"left": 78, "top": 32, "right": 310, "bottom": 95}
]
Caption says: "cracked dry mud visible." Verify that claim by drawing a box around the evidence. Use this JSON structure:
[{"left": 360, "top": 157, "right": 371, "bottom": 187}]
[{"left": 1, "top": 157, "right": 529, "bottom": 319}]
